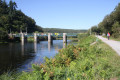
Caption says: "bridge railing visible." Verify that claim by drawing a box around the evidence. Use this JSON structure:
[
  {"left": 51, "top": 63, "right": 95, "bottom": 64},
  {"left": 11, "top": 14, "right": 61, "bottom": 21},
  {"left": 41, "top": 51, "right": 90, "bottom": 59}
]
[{"left": 13, "top": 33, "right": 78, "bottom": 37}]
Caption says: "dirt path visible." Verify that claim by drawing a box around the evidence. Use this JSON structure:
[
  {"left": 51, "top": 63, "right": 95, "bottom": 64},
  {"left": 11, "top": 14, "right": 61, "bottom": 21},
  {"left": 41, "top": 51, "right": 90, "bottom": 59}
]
[{"left": 97, "top": 36, "right": 120, "bottom": 56}]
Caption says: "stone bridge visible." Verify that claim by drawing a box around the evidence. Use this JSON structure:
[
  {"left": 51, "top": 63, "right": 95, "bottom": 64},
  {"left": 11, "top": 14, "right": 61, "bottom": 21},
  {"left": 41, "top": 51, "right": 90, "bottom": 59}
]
[{"left": 8, "top": 33, "right": 77, "bottom": 43}]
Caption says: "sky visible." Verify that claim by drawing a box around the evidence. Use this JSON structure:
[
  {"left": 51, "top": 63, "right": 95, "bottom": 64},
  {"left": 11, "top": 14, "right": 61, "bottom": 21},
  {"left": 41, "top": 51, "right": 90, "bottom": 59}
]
[{"left": 6, "top": 0, "right": 120, "bottom": 29}]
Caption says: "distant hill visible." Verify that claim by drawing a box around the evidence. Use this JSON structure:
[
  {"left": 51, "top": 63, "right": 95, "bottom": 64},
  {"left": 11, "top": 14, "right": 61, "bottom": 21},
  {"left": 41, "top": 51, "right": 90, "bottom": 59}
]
[
  {"left": 43, "top": 28, "right": 87, "bottom": 33},
  {"left": 0, "top": 0, "right": 43, "bottom": 33},
  {"left": 0, "top": 0, "right": 43, "bottom": 41}
]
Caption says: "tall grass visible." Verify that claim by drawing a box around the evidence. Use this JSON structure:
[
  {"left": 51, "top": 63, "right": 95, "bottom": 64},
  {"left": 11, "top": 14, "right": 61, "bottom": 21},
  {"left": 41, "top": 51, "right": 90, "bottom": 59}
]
[{"left": 0, "top": 34, "right": 120, "bottom": 80}]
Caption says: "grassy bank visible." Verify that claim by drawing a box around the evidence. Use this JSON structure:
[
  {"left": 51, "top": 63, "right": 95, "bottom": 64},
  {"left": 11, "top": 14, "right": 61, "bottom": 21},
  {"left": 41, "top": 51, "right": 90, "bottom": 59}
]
[
  {"left": 0, "top": 34, "right": 120, "bottom": 80},
  {"left": 103, "top": 36, "right": 120, "bottom": 41}
]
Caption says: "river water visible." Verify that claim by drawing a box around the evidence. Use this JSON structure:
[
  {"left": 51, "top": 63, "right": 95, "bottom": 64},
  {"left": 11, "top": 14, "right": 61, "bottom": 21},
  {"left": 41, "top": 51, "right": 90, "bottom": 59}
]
[{"left": 0, "top": 40, "right": 71, "bottom": 74}]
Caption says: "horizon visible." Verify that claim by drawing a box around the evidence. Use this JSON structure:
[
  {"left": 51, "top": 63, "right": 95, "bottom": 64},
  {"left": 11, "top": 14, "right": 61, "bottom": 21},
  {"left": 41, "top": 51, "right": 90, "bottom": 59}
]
[{"left": 43, "top": 27, "right": 88, "bottom": 30}]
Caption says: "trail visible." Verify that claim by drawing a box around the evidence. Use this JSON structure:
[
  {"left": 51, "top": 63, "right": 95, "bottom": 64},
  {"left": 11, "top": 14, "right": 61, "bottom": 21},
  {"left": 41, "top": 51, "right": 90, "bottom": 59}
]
[{"left": 97, "top": 36, "right": 120, "bottom": 56}]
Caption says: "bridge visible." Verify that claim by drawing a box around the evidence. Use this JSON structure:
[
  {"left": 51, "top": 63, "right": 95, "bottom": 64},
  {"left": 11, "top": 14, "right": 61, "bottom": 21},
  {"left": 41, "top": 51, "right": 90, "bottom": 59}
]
[
  {"left": 12, "top": 33, "right": 77, "bottom": 37},
  {"left": 8, "top": 33, "right": 77, "bottom": 44}
]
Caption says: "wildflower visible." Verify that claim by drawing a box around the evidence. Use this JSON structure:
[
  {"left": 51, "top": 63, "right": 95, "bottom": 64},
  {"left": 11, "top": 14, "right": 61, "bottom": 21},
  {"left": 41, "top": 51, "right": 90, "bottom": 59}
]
[{"left": 67, "top": 78, "right": 70, "bottom": 80}]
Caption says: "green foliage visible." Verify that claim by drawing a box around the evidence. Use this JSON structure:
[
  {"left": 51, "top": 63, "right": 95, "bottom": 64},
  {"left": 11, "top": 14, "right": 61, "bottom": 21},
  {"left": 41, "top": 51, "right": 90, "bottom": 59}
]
[
  {"left": 1, "top": 34, "right": 120, "bottom": 80},
  {"left": 0, "top": 28, "right": 8, "bottom": 41},
  {"left": 89, "top": 26, "right": 101, "bottom": 35},
  {"left": 112, "top": 21, "right": 120, "bottom": 38},
  {"left": 96, "top": 3, "right": 120, "bottom": 38},
  {"left": 43, "top": 28, "right": 87, "bottom": 33},
  {"left": 0, "top": 0, "right": 43, "bottom": 41}
]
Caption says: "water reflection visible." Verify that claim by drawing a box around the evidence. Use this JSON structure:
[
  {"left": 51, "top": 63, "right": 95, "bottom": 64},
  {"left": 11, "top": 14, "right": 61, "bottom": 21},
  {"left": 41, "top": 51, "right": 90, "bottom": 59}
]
[
  {"left": 48, "top": 42, "right": 53, "bottom": 51},
  {"left": 0, "top": 40, "right": 71, "bottom": 74},
  {"left": 21, "top": 43, "right": 24, "bottom": 56},
  {"left": 21, "top": 40, "right": 24, "bottom": 45},
  {"left": 9, "top": 43, "right": 12, "bottom": 57},
  {"left": 34, "top": 42, "right": 37, "bottom": 53}
]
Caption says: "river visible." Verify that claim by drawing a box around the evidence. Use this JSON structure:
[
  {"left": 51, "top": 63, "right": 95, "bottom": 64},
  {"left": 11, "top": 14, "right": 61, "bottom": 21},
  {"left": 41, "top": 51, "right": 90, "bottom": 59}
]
[{"left": 0, "top": 40, "right": 71, "bottom": 74}]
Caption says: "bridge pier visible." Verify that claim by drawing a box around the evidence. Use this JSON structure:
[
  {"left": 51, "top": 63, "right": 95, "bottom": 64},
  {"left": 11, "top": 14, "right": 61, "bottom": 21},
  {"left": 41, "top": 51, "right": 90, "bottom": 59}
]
[
  {"left": 63, "top": 33, "right": 67, "bottom": 43},
  {"left": 34, "top": 33, "right": 40, "bottom": 42},
  {"left": 48, "top": 33, "right": 53, "bottom": 43},
  {"left": 34, "top": 33, "right": 37, "bottom": 42},
  {"left": 21, "top": 33, "right": 27, "bottom": 44},
  {"left": 8, "top": 33, "right": 13, "bottom": 39}
]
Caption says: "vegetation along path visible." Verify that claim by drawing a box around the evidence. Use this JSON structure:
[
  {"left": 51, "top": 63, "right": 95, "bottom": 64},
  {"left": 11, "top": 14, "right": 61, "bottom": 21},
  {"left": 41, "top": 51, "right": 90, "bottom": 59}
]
[{"left": 98, "top": 36, "right": 120, "bottom": 56}]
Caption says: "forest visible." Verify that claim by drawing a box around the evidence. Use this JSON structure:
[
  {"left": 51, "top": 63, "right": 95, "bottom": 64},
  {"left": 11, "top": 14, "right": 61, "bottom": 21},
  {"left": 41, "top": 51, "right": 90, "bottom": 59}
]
[
  {"left": 0, "top": 0, "right": 43, "bottom": 41},
  {"left": 91, "top": 3, "right": 120, "bottom": 38},
  {"left": 43, "top": 28, "right": 87, "bottom": 33}
]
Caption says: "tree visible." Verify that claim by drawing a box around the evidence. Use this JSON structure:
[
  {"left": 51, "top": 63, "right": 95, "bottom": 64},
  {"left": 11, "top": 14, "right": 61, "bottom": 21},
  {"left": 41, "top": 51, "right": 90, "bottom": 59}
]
[
  {"left": 91, "top": 26, "right": 97, "bottom": 32},
  {"left": 0, "top": 0, "right": 3, "bottom": 8},
  {"left": 0, "top": 0, "right": 43, "bottom": 42},
  {"left": 8, "top": 0, "right": 17, "bottom": 20},
  {"left": 95, "top": 3, "right": 120, "bottom": 38},
  {"left": 112, "top": 21, "right": 120, "bottom": 38},
  {"left": 0, "top": 28, "right": 8, "bottom": 41},
  {"left": 90, "top": 26, "right": 101, "bottom": 34}
]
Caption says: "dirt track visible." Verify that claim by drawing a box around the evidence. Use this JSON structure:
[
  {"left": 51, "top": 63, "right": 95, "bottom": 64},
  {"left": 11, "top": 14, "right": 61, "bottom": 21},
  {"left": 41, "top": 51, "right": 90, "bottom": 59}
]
[{"left": 97, "top": 36, "right": 120, "bottom": 56}]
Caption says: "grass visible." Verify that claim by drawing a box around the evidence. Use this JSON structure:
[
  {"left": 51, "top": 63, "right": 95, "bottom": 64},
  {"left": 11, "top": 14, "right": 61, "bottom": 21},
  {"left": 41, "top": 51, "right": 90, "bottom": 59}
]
[
  {"left": 103, "top": 36, "right": 120, "bottom": 41},
  {"left": 96, "top": 40, "right": 120, "bottom": 79},
  {"left": 0, "top": 34, "right": 120, "bottom": 80},
  {"left": 27, "top": 37, "right": 34, "bottom": 42}
]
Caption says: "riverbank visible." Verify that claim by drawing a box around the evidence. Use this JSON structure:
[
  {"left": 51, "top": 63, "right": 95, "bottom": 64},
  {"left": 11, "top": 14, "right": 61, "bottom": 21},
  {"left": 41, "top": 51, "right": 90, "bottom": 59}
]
[{"left": 0, "top": 34, "right": 120, "bottom": 80}]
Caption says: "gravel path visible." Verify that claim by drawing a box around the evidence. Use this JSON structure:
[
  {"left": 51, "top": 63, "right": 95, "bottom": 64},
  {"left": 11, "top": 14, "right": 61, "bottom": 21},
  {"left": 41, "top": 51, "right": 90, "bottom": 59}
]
[{"left": 97, "top": 36, "right": 120, "bottom": 56}]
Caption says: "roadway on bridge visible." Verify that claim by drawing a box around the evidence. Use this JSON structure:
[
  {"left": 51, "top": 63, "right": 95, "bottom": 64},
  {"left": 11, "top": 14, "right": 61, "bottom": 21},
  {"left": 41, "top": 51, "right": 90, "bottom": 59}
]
[{"left": 97, "top": 36, "right": 120, "bottom": 56}]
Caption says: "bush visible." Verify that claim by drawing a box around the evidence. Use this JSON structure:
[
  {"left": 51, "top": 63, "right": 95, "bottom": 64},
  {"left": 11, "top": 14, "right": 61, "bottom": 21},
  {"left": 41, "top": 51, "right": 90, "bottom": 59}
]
[
  {"left": 1, "top": 34, "right": 120, "bottom": 80},
  {"left": 0, "top": 29, "right": 8, "bottom": 42}
]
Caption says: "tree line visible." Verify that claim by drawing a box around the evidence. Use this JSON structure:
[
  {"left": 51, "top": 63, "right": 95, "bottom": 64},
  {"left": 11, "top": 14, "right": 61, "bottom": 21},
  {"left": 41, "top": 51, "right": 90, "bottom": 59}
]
[
  {"left": 43, "top": 28, "right": 87, "bottom": 33},
  {"left": 90, "top": 3, "right": 120, "bottom": 38},
  {"left": 0, "top": 0, "right": 43, "bottom": 41}
]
